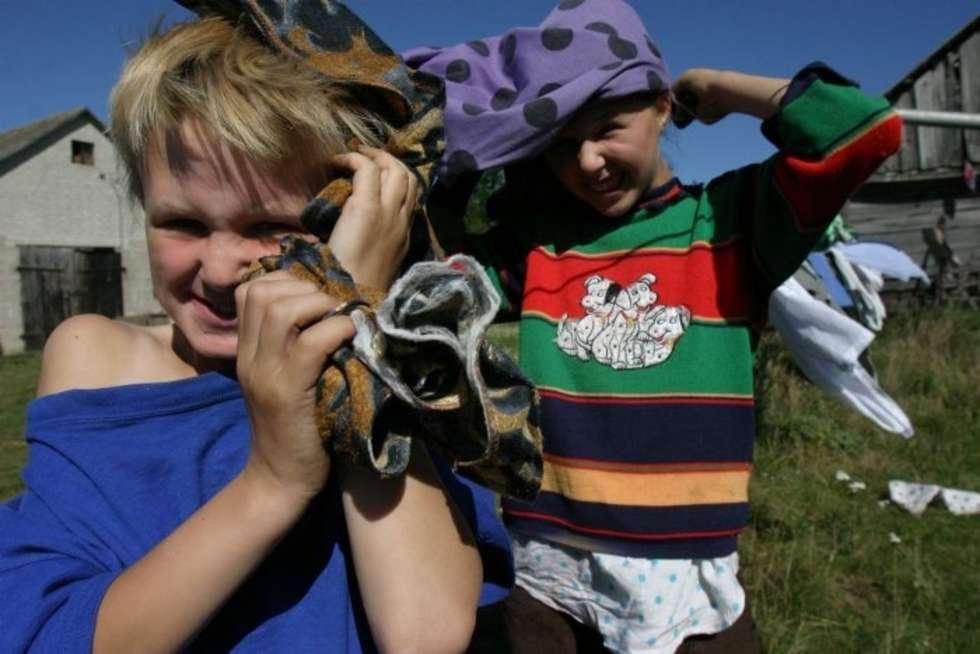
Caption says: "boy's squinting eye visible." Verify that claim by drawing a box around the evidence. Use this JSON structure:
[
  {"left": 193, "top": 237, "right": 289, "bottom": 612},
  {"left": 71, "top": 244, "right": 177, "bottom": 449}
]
[
  {"left": 161, "top": 217, "right": 208, "bottom": 236},
  {"left": 251, "top": 221, "right": 302, "bottom": 240}
]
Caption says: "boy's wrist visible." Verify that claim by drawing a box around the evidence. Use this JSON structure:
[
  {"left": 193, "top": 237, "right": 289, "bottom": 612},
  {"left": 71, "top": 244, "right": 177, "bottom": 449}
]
[{"left": 236, "top": 461, "right": 321, "bottom": 526}]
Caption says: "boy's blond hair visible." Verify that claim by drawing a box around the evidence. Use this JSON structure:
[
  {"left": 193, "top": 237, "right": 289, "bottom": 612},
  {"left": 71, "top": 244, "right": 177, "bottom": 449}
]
[{"left": 110, "top": 17, "right": 389, "bottom": 203}]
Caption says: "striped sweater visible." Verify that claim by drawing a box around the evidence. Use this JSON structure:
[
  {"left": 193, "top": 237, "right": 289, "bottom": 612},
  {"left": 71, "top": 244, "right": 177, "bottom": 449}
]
[{"left": 435, "top": 64, "right": 902, "bottom": 558}]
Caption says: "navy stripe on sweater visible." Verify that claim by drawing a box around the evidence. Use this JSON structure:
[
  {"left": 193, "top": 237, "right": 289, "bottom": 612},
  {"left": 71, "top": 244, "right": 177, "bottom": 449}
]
[
  {"left": 540, "top": 395, "right": 756, "bottom": 463},
  {"left": 503, "top": 491, "right": 747, "bottom": 558}
]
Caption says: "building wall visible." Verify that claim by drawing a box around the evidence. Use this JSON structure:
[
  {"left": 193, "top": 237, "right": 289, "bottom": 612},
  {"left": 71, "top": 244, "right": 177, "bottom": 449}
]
[
  {"left": 844, "top": 193, "right": 980, "bottom": 277},
  {"left": 0, "top": 121, "right": 159, "bottom": 354}
]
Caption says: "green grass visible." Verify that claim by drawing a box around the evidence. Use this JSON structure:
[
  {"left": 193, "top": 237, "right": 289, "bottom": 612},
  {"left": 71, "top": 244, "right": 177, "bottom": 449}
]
[
  {"left": 488, "top": 308, "right": 980, "bottom": 652},
  {"left": 0, "top": 351, "right": 39, "bottom": 499},
  {"left": 3, "top": 311, "right": 978, "bottom": 651}
]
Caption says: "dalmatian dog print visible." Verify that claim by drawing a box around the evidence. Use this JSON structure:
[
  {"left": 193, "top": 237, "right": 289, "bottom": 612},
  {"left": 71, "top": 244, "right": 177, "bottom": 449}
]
[{"left": 556, "top": 273, "right": 690, "bottom": 370}]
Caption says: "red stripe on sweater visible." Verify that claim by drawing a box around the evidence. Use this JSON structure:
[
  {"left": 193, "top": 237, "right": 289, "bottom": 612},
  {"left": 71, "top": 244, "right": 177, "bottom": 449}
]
[
  {"left": 775, "top": 112, "right": 903, "bottom": 230},
  {"left": 537, "top": 387, "right": 755, "bottom": 406},
  {"left": 522, "top": 242, "right": 757, "bottom": 321},
  {"left": 505, "top": 509, "right": 744, "bottom": 541}
]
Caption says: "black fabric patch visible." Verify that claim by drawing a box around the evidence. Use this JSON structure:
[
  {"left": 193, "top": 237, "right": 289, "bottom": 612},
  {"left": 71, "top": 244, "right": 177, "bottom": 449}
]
[
  {"left": 584, "top": 21, "right": 617, "bottom": 35},
  {"left": 463, "top": 103, "right": 488, "bottom": 116},
  {"left": 609, "top": 36, "right": 637, "bottom": 60},
  {"left": 445, "top": 150, "right": 479, "bottom": 177},
  {"left": 491, "top": 88, "right": 519, "bottom": 111},
  {"left": 599, "top": 61, "right": 623, "bottom": 71},
  {"left": 523, "top": 98, "right": 560, "bottom": 128},
  {"left": 537, "top": 82, "right": 563, "bottom": 97},
  {"left": 647, "top": 70, "right": 664, "bottom": 92},
  {"left": 500, "top": 33, "right": 517, "bottom": 64},
  {"left": 446, "top": 59, "right": 471, "bottom": 83},
  {"left": 558, "top": 0, "right": 586, "bottom": 9},
  {"left": 467, "top": 40, "right": 491, "bottom": 57},
  {"left": 646, "top": 35, "right": 662, "bottom": 58},
  {"left": 541, "top": 27, "right": 574, "bottom": 51}
]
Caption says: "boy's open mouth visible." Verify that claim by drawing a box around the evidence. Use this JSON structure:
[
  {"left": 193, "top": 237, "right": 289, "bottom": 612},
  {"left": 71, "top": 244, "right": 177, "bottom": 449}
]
[{"left": 193, "top": 295, "right": 237, "bottom": 322}]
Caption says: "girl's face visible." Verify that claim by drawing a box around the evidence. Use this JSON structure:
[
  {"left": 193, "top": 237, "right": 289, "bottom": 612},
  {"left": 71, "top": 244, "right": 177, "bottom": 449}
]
[
  {"left": 143, "top": 120, "right": 320, "bottom": 366},
  {"left": 544, "top": 94, "right": 672, "bottom": 218}
]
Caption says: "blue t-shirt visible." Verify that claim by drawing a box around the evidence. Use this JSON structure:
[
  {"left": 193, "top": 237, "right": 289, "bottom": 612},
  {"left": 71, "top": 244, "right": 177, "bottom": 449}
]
[{"left": 0, "top": 372, "right": 512, "bottom": 653}]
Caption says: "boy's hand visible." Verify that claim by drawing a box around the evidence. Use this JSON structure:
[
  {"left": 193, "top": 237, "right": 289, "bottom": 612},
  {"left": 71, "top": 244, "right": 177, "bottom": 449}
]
[
  {"left": 235, "top": 271, "right": 355, "bottom": 505},
  {"left": 325, "top": 145, "right": 419, "bottom": 289}
]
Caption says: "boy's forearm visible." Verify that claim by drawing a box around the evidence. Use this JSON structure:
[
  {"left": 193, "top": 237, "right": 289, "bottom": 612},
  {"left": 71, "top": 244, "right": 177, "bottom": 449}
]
[
  {"left": 93, "top": 470, "right": 310, "bottom": 654},
  {"left": 341, "top": 442, "right": 483, "bottom": 654}
]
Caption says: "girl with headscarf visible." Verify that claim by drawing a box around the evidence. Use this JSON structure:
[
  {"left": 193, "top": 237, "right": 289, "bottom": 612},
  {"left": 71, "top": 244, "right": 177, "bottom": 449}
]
[{"left": 406, "top": 0, "right": 902, "bottom": 651}]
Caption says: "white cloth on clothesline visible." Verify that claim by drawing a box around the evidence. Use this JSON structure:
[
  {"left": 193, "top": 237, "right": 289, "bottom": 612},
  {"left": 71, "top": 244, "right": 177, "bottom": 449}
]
[
  {"left": 832, "top": 242, "right": 930, "bottom": 283},
  {"left": 768, "top": 277, "right": 914, "bottom": 437}
]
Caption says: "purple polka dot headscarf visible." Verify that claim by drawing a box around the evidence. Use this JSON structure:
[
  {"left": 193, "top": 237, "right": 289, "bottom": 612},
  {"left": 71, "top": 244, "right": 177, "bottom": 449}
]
[{"left": 402, "top": 0, "right": 670, "bottom": 183}]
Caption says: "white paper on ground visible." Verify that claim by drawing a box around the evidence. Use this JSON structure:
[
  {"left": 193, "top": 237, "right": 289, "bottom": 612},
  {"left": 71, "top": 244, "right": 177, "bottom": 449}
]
[{"left": 888, "top": 480, "right": 980, "bottom": 516}]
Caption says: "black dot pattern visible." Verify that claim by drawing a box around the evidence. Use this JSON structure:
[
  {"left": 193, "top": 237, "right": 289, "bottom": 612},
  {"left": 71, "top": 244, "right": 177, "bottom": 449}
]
[
  {"left": 646, "top": 35, "right": 662, "bottom": 58},
  {"left": 523, "top": 98, "right": 559, "bottom": 128},
  {"left": 599, "top": 61, "right": 622, "bottom": 71},
  {"left": 584, "top": 21, "right": 616, "bottom": 35},
  {"left": 445, "top": 150, "right": 478, "bottom": 176},
  {"left": 500, "top": 34, "right": 517, "bottom": 64},
  {"left": 491, "top": 88, "right": 518, "bottom": 111},
  {"left": 538, "top": 82, "right": 563, "bottom": 97},
  {"left": 542, "top": 28, "right": 574, "bottom": 51},
  {"left": 557, "top": 0, "right": 586, "bottom": 9},
  {"left": 467, "top": 40, "right": 491, "bottom": 57},
  {"left": 609, "top": 36, "right": 637, "bottom": 60},
  {"left": 463, "top": 103, "right": 487, "bottom": 116},
  {"left": 647, "top": 71, "right": 664, "bottom": 92},
  {"left": 445, "top": 59, "right": 471, "bottom": 83}
]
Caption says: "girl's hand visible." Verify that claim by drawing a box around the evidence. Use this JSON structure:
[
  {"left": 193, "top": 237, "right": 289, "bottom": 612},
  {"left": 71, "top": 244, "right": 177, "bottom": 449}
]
[
  {"left": 235, "top": 271, "right": 355, "bottom": 505},
  {"left": 672, "top": 69, "right": 790, "bottom": 128},
  {"left": 671, "top": 68, "right": 728, "bottom": 128},
  {"left": 325, "top": 144, "right": 419, "bottom": 289}
]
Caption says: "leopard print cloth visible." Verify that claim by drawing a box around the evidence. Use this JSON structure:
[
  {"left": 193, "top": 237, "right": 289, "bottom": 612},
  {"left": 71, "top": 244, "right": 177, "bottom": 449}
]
[{"left": 178, "top": 0, "right": 543, "bottom": 500}]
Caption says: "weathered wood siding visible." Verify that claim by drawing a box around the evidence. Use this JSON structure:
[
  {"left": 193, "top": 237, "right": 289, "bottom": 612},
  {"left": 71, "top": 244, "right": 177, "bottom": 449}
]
[
  {"left": 873, "top": 22, "right": 980, "bottom": 181},
  {"left": 843, "top": 194, "right": 980, "bottom": 276},
  {"left": 18, "top": 245, "right": 123, "bottom": 350}
]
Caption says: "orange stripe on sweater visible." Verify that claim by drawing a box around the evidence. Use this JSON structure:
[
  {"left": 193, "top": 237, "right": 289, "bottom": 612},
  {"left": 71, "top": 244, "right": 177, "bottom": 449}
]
[{"left": 541, "top": 460, "right": 750, "bottom": 507}]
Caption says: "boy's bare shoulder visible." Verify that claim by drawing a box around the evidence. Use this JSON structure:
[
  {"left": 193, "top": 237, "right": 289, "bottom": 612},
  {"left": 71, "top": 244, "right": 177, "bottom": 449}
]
[{"left": 36, "top": 315, "right": 179, "bottom": 396}]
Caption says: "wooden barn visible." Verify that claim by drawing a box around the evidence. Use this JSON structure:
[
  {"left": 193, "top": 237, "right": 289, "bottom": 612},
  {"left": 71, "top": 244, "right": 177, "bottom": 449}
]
[
  {"left": 0, "top": 108, "right": 159, "bottom": 354},
  {"left": 844, "top": 14, "right": 980, "bottom": 302}
]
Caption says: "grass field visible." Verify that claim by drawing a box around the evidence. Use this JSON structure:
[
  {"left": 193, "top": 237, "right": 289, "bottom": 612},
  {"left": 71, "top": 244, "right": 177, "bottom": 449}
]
[{"left": 1, "top": 307, "right": 978, "bottom": 651}]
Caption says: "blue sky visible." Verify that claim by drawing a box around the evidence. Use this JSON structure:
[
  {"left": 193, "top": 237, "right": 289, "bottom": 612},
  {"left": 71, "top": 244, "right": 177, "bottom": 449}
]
[{"left": 1, "top": 1, "right": 976, "bottom": 183}]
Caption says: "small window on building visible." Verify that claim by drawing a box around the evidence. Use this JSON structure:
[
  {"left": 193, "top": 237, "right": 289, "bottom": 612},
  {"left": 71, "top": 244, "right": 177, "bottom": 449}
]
[{"left": 71, "top": 140, "right": 94, "bottom": 165}]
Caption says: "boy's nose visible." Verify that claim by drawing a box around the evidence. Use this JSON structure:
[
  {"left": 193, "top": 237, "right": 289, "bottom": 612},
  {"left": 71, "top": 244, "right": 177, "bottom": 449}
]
[{"left": 200, "top": 233, "right": 257, "bottom": 288}]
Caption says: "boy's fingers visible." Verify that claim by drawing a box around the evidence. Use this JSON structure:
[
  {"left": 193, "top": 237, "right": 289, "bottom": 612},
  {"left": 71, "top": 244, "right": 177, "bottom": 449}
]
[
  {"left": 289, "top": 314, "right": 357, "bottom": 378},
  {"left": 253, "top": 292, "right": 339, "bottom": 364},
  {"left": 235, "top": 276, "right": 323, "bottom": 362}
]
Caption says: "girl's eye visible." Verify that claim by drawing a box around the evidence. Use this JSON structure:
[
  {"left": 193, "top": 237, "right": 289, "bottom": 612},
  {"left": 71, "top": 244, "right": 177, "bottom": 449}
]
[{"left": 549, "top": 139, "right": 580, "bottom": 159}]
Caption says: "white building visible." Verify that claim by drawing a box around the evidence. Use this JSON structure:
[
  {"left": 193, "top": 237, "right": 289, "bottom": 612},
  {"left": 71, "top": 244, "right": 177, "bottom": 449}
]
[{"left": 0, "top": 107, "right": 160, "bottom": 354}]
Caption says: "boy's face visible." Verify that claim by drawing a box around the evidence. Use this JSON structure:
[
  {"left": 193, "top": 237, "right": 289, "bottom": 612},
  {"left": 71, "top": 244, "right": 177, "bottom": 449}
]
[
  {"left": 544, "top": 94, "right": 672, "bottom": 218},
  {"left": 143, "top": 120, "right": 320, "bottom": 364}
]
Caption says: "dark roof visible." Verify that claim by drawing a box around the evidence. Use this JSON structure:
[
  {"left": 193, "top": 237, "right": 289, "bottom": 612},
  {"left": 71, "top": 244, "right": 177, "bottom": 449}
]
[
  {"left": 884, "top": 13, "right": 980, "bottom": 101},
  {"left": 0, "top": 107, "right": 107, "bottom": 177}
]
